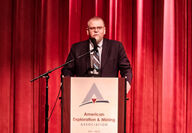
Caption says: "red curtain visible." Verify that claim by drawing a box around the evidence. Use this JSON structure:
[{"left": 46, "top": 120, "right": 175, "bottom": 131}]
[{"left": 0, "top": 0, "right": 191, "bottom": 133}]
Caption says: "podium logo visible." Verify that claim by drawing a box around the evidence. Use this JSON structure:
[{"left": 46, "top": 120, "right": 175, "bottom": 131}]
[{"left": 79, "top": 83, "right": 109, "bottom": 107}]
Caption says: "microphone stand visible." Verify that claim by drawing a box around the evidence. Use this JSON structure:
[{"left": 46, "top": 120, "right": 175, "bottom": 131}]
[{"left": 30, "top": 48, "right": 96, "bottom": 133}]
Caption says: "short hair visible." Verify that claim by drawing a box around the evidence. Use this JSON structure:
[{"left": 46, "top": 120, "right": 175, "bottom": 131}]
[{"left": 87, "top": 16, "right": 105, "bottom": 27}]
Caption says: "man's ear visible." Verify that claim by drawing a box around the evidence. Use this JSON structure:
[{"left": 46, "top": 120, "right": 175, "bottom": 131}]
[
  {"left": 104, "top": 27, "right": 106, "bottom": 34},
  {"left": 86, "top": 29, "right": 89, "bottom": 35}
]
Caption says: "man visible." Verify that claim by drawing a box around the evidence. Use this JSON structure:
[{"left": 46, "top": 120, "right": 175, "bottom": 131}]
[{"left": 62, "top": 16, "right": 132, "bottom": 92}]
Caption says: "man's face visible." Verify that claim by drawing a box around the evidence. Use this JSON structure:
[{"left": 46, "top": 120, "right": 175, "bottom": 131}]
[{"left": 87, "top": 19, "right": 106, "bottom": 44}]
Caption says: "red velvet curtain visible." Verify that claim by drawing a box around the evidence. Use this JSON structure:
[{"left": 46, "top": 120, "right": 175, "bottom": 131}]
[{"left": 0, "top": 0, "right": 191, "bottom": 133}]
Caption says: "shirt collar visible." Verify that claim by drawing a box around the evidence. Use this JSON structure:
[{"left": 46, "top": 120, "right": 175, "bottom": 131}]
[
  {"left": 89, "top": 39, "right": 103, "bottom": 48},
  {"left": 97, "top": 39, "right": 103, "bottom": 48}
]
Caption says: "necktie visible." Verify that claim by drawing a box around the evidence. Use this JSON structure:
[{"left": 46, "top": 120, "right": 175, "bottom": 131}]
[{"left": 92, "top": 50, "right": 101, "bottom": 71}]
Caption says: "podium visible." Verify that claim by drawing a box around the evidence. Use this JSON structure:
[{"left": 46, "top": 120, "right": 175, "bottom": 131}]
[{"left": 61, "top": 77, "right": 126, "bottom": 133}]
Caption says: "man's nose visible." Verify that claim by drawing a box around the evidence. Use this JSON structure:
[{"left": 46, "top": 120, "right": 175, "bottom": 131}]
[{"left": 94, "top": 28, "right": 99, "bottom": 32}]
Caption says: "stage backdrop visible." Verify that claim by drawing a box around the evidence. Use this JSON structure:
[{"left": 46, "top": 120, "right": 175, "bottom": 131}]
[{"left": 0, "top": 0, "right": 191, "bottom": 133}]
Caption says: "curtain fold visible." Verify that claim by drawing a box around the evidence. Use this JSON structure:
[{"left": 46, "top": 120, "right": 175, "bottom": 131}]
[
  {"left": 0, "top": 0, "right": 13, "bottom": 132},
  {"left": 187, "top": 0, "right": 192, "bottom": 132},
  {"left": 0, "top": 0, "right": 191, "bottom": 133}
]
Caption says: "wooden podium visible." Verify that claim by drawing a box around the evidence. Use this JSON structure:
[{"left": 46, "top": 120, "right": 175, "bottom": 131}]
[{"left": 61, "top": 77, "right": 126, "bottom": 133}]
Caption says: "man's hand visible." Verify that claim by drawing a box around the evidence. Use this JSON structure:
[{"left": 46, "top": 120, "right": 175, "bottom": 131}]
[{"left": 126, "top": 82, "right": 131, "bottom": 94}]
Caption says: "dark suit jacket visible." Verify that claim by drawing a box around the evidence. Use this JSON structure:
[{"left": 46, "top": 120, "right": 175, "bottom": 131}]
[{"left": 61, "top": 38, "right": 132, "bottom": 84}]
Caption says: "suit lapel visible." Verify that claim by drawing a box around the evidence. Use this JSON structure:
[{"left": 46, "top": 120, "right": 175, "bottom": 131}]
[
  {"left": 101, "top": 39, "right": 110, "bottom": 69},
  {"left": 85, "top": 40, "right": 91, "bottom": 70}
]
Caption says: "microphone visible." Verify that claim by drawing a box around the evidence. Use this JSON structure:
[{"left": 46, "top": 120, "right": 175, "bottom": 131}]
[{"left": 90, "top": 38, "right": 98, "bottom": 52}]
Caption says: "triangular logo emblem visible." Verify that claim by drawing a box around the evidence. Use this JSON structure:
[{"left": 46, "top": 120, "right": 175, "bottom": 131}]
[{"left": 79, "top": 83, "right": 109, "bottom": 106}]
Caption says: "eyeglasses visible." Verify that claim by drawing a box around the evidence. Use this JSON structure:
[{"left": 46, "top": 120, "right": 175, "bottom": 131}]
[{"left": 88, "top": 26, "right": 104, "bottom": 31}]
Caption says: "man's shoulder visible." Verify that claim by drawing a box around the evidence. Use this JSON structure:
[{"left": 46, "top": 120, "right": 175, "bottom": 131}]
[{"left": 104, "top": 38, "right": 122, "bottom": 46}]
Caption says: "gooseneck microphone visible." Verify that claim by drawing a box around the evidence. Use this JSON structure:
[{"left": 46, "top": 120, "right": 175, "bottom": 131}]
[{"left": 89, "top": 38, "right": 98, "bottom": 52}]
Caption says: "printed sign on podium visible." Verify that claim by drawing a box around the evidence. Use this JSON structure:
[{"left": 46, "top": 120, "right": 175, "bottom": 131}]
[{"left": 61, "top": 77, "right": 125, "bottom": 133}]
